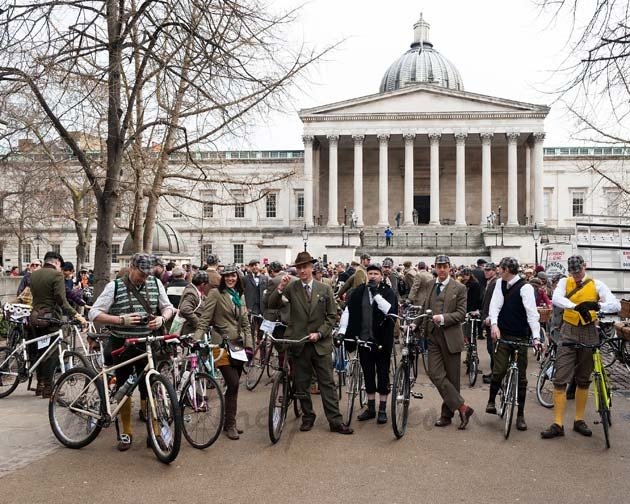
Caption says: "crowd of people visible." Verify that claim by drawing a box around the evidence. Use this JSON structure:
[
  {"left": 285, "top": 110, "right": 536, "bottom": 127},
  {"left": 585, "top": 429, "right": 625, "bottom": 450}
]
[{"left": 3, "top": 247, "right": 621, "bottom": 451}]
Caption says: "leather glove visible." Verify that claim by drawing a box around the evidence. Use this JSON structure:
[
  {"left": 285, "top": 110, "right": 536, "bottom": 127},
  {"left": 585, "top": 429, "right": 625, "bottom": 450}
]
[
  {"left": 367, "top": 281, "right": 379, "bottom": 297},
  {"left": 575, "top": 301, "right": 600, "bottom": 313},
  {"left": 334, "top": 333, "right": 344, "bottom": 347},
  {"left": 73, "top": 313, "right": 87, "bottom": 328},
  {"left": 574, "top": 305, "right": 592, "bottom": 323},
  {"left": 120, "top": 314, "right": 134, "bottom": 326}
]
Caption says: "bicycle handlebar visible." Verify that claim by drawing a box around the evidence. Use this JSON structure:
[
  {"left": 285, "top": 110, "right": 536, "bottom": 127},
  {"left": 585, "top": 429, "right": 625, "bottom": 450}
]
[
  {"left": 497, "top": 339, "right": 533, "bottom": 348},
  {"left": 340, "top": 337, "right": 382, "bottom": 350},
  {"left": 267, "top": 334, "right": 312, "bottom": 345},
  {"left": 110, "top": 333, "right": 181, "bottom": 357}
]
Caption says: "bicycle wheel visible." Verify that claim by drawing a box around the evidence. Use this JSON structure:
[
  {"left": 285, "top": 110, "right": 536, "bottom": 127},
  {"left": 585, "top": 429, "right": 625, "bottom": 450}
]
[
  {"left": 600, "top": 338, "right": 617, "bottom": 369},
  {"left": 49, "top": 366, "right": 103, "bottom": 448},
  {"left": 245, "top": 343, "right": 265, "bottom": 391},
  {"left": 391, "top": 361, "right": 410, "bottom": 439},
  {"left": 268, "top": 372, "right": 288, "bottom": 443},
  {"left": 0, "top": 347, "right": 20, "bottom": 398},
  {"left": 468, "top": 348, "right": 478, "bottom": 387},
  {"left": 358, "top": 365, "right": 367, "bottom": 407},
  {"left": 498, "top": 374, "right": 508, "bottom": 418},
  {"left": 333, "top": 347, "right": 345, "bottom": 400},
  {"left": 616, "top": 339, "right": 630, "bottom": 373},
  {"left": 53, "top": 351, "right": 90, "bottom": 385},
  {"left": 345, "top": 361, "right": 358, "bottom": 426},
  {"left": 594, "top": 374, "right": 610, "bottom": 449},
  {"left": 503, "top": 370, "right": 516, "bottom": 439},
  {"left": 291, "top": 377, "right": 302, "bottom": 418},
  {"left": 535, "top": 358, "right": 555, "bottom": 408},
  {"left": 87, "top": 351, "right": 104, "bottom": 374},
  {"left": 180, "top": 372, "right": 224, "bottom": 449},
  {"left": 145, "top": 373, "right": 182, "bottom": 464}
]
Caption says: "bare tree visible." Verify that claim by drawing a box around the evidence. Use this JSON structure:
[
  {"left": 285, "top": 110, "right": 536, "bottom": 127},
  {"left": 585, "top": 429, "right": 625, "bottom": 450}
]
[
  {"left": 0, "top": 1, "right": 336, "bottom": 292},
  {"left": 539, "top": 0, "right": 630, "bottom": 144}
]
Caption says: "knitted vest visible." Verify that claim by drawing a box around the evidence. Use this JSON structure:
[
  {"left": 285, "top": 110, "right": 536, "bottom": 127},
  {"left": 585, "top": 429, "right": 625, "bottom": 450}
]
[
  {"left": 108, "top": 276, "right": 160, "bottom": 338},
  {"left": 497, "top": 279, "right": 530, "bottom": 338},
  {"left": 563, "top": 276, "right": 598, "bottom": 326}
]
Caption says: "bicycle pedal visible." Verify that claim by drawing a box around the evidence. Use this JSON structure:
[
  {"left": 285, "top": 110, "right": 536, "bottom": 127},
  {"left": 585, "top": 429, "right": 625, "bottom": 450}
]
[{"left": 411, "top": 391, "right": 423, "bottom": 399}]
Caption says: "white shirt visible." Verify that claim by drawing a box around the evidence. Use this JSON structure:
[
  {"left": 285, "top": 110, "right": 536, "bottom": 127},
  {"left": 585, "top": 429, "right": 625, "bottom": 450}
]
[{"left": 489, "top": 275, "right": 541, "bottom": 339}]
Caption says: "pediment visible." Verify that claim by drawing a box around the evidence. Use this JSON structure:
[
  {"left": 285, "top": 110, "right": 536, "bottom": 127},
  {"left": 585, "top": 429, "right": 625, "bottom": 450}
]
[{"left": 300, "top": 84, "right": 549, "bottom": 118}]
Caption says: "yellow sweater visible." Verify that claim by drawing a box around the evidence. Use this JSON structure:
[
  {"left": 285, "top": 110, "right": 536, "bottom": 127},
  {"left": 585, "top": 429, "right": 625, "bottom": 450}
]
[{"left": 562, "top": 276, "right": 598, "bottom": 326}]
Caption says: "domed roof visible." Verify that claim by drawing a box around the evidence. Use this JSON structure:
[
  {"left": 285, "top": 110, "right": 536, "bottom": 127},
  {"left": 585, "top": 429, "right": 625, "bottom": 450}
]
[
  {"left": 379, "top": 14, "right": 464, "bottom": 93},
  {"left": 121, "top": 221, "right": 187, "bottom": 257}
]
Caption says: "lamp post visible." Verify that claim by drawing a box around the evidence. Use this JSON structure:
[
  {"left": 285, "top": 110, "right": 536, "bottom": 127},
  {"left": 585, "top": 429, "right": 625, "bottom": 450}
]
[
  {"left": 500, "top": 224, "right": 504, "bottom": 246},
  {"left": 498, "top": 205, "right": 502, "bottom": 226},
  {"left": 301, "top": 224, "right": 309, "bottom": 252},
  {"left": 532, "top": 223, "right": 541, "bottom": 266},
  {"left": 33, "top": 233, "right": 43, "bottom": 260}
]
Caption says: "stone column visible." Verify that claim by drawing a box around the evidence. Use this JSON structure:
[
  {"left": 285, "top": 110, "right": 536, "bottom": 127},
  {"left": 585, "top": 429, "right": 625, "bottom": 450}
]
[
  {"left": 480, "top": 133, "right": 493, "bottom": 225},
  {"left": 455, "top": 132, "right": 467, "bottom": 226},
  {"left": 532, "top": 132, "right": 545, "bottom": 225},
  {"left": 302, "top": 135, "right": 314, "bottom": 226},
  {"left": 525, "top": 142, "right": 531, "bottom": 225},
  {"left": 429, "top": 132, "right": 441, "bottom": 225},
  {"left": 352, "top": 134, "right": 365, "bottom": 227},
  {"left": 377, "top": 134, "right": 390, "bottom": 226},
  {"left": 403, "top": 133, "right": 415, "bottom": 225},
  {"left": 327, "top": 134, "right": 339, "bottom": 227},
  {"left": 506, "top": 132, "right": 519, "bottom": 226}
]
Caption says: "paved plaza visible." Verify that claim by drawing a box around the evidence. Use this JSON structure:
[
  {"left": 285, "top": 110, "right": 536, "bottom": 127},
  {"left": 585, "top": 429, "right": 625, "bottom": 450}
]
[{"left": 1, "top": 346, "right": 630, "bottom": 503}]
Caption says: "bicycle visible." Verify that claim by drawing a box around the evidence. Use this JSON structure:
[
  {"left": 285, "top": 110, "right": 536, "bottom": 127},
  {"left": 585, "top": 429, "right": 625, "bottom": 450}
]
[
  {"left": 1, "top": 303, "right": 31, "bottom": 349},
  {"left": 176, "top": 334, "right": 225, "bottom": 449},
  {"left": 535, "top": 339, "right": 557, "bottom": 408},
  {"left": 389, "top": 309, "right": 431, "bottom": 438},
  {"left": 267, "top": 334, "right": 310, "bottom": 444},
  {"left": 66, "top": 321, "right": 105, "bottom": 373},
  {"left": 48, "top": 332, "right": 183, "bottom": 464},
  {"left": 342, "top": 337, "right": 374, "bottom": 427},
  {"left": 0, "top": 318, "right": 89, "bottom": 398},
  {"left": 399, "top": 302, "right": 428, "bottom": 373},
  {"left": 496, "top": 339, "right": 532, "bottom": 439},
  {"left": 245, "top": 317, "right": 285, "bottom": 391},
  {"left": 332, "top": 326, "right": 349, "bottom": 400},
  {"left": 463, "top": 313, "right": 482, "bottom": 386},
  {"left": 562, "top": 338, "right": 614, "bottom": 448}
]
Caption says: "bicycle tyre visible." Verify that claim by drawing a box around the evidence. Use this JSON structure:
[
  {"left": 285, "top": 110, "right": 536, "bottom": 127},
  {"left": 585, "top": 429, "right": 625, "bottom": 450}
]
[
  {"left": 358, "top": 365, "right": 367, "bottom": 407},
  {"left": 53, "top": 350, "right": 90, "bottom": 385},
  {"left": 617, "top": 339, "right": 630, "bottom": 374},
  {"left": 498, "top": 374, "right": 508, "bottom": 418},
  {"left": 145, "top": 373, "right": 182, "bottom": 464},
  {"left": 345, "top": 361, "right": 358, "bottom": 426},
  {"left": 0, "top": 347, "right": 20, "bottom": 398},
  {"left": 594, "top": 374, "right": 610, "bottom": 449},
  {"left": 291, "top": 377, "right": 302, "bottom": 418},
  {"left": 245, "top": 343, "right": 265, "bottom": 391},
  {"left": 334, "top": 347, "right": 345, "bottom": 400},
  {"left": 503, "top": 370, "right": 516, "bottom": 439},
  {"left": 391, "top": 361, "right": 410, "bottom": 439},
  {"left": 49, "top": 366, "right": 103, "bottom": 449},
  {"left": 268, "top": 372, "right": 288, "bottom": 444},
  {"left": 600, "top": 338, "right": 617, "bottom": 369},
  {"left": 535, "top": 359, "right": 555, "bottom": 408},
  {"left": 265, "top": 340, "right": 276, "bottom": 377},
  {"left": 180, "top": 372, "right": 224, "bottom": 449}
]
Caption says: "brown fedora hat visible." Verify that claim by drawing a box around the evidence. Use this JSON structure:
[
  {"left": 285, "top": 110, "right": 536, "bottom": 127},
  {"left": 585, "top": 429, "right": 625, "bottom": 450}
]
[{"left": 291, "top": 251, "right": 317, "bottom": 267}]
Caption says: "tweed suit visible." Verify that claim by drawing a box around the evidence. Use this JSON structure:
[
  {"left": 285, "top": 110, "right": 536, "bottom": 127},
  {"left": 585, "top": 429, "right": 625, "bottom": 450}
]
[
  {"left": 267, "top": 278, "right": 343, "bottom": 427},
  {"left": 425, "top": 278, "right": 467, "bottom": 418}
]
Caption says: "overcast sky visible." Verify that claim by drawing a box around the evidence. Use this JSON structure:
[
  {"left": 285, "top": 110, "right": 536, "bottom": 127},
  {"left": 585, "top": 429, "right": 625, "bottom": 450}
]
[{"left": 231, "top": 0, "right": 583, "bottom": 150}]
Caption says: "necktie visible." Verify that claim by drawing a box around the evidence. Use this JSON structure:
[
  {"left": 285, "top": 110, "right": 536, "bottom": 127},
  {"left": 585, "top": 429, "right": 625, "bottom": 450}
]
[
  {"left": 576, "top": 279, "right": 583, "bottom": 288},
  {"left": 436, "top": 283, "right": 443, "bottom": 296},
  {"left": 304, "top": 284, "right": 311, "bottom": 302}
]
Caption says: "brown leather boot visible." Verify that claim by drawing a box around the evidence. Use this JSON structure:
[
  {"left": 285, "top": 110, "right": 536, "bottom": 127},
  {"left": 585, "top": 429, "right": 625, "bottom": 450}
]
[
  {"left": 41, "top": 382, "right": 53, "bottom": 399},
  {"left": 35, "top": 381, "right": 44, "bottom": 397},
  {"left": 223, "top": 393, "right": 239, "bottom": 439}
]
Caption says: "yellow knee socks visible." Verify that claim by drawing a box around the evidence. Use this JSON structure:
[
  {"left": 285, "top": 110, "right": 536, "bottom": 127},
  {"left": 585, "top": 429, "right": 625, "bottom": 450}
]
[
  {"left": 575, "top": 387, "right": 589, "bottom": 421},
  {"left": 120, "top": 399, "right": 132, "bottom": 434},
  {"left": 553, "top": 388, "right": 566, "bottom": 426}
]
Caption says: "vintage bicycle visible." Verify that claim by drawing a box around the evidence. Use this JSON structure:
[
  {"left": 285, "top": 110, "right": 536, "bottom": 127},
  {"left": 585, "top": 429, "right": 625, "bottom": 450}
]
[
  {"left": 496, "top": 339, "right": 532, "bottom": 439},
  {"left": 245, "top": 317, "right": 285, "bottom": 391},
  {"left": 0, "top": 318, "right": 88, "bottom": 398},
  {"left": 463, "top": 312, "right": 482, "bottom": 387},
  {"left": 48, "top": 332, "right": 182, "bottom": 464}
]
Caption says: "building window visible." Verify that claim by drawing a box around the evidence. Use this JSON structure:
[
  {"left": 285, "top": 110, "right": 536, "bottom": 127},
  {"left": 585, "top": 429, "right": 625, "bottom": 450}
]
[
  {"left": 115, "top": 206, "right": 121, "bottom": 219},
  {"left": 296, "top": 191, "right": 304, "bottom": 219},
  {"left": 111, "top": 243, "right": 120, "bottom": 263},
  {"left": 201, "top": 244, "right": 212, "bottom": 261},
  {"left": 172, "top": 207, "right": 182, "bottom": 219},
  {"left": 203, "top": 201, "right": 213, "bottom": 219},
  {"left": 605, "top": 189, "right": 622, "bottom": 216},
  {"left": 543, "top": 189, "right": 553, "bottom": 221},
  {"left": 233, "top": 244, "right": 243, "bottom": 264},
  {"left": 235, "top": 203, "right": 245, "bottom": 218},
  {"left": 572, "top": 191, "right": 585, "bottom": 217},
  {"left": 266, "top": 193, "right": 277, "bottom": 218},
  {"left": 23, "top": 243, "right": 31, "bottom": 265},
  {"left": 51, "top": 243, "right": 61, "bottom": 255}
]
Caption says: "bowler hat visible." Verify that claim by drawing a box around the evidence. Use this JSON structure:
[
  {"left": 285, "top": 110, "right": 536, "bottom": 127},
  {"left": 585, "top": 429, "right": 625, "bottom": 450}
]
[{"left": 291, "top": 251, "right": 317, "bottom": 267}]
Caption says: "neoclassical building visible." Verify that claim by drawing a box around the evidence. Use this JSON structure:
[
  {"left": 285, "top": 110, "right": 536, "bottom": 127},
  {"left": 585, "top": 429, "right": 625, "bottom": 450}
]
[{"left": 1, "top": 14, "right": 629, "bottom": 274}]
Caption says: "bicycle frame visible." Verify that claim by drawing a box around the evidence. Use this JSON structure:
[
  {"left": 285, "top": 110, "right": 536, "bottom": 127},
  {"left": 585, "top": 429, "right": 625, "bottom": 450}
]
[{"left": 592, "top": 348, "right": 611, "bottom": 413}]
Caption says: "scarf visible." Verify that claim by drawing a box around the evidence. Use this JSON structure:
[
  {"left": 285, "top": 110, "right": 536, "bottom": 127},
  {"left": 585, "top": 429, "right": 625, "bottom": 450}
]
[{"left": 227, "top": 287, "right": 242, "bottom": 307}]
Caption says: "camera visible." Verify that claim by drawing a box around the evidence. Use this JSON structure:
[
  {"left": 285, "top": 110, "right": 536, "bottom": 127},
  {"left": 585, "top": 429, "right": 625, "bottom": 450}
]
[{"left": 140, "top": 315, "right": 150, "bottom": 325}]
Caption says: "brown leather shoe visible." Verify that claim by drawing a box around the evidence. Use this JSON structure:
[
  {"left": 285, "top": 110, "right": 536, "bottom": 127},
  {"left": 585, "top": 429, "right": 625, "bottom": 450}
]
[
  {"left": 434, "top": 416, "right": 452, "bottom": 427},
  {"left": 458, "top": 406, "right": 474, "bottom": 430},
  {"left": 330, "top": 423, "right": 354, "bottom": 435},
  {"left": 300, "top": 416, "right": 316, "bottom": 431},
  {"left": 224, "top": 426, "right": 240, "bottom": 440},
  {"left": 516, "top": 415, "right": 527, "bottom": 431},
  {"left": 541, "top": 423, "right": 565, "bottom": 439},
  {"left": 485, "top": 402, "right": 497, "bottom": 415}
]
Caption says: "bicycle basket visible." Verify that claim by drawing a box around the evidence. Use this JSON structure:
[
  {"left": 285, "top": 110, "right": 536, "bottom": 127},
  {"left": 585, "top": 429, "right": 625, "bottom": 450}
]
[
  {"left": 537, "top": 307, "right": 552, "bottom": 323},
  {"left": 614, "top": 322, "right": 630, "bottom": 341}
]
